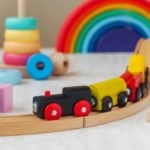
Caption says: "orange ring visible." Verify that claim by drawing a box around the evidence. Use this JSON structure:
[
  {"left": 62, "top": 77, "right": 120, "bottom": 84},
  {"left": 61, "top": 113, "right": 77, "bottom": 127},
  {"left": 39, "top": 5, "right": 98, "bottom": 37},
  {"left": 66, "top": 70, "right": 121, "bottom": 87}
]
[{"left": 4, "top": 41, "right": 41, "bottom": 54}]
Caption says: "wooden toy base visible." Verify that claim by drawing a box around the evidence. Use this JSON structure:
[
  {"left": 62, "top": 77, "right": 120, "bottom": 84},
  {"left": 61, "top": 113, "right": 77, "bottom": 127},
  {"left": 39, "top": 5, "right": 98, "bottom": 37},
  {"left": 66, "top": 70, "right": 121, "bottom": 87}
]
[{"left": 0, "top": 92, "right": 149, "bottom": 136}]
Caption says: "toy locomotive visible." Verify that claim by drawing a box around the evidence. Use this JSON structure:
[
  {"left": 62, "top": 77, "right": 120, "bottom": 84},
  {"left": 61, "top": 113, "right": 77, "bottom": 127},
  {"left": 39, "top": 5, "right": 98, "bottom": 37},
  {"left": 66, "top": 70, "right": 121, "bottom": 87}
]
[{"left": 33, "top": 54, "right": 149, "bottom": 121}]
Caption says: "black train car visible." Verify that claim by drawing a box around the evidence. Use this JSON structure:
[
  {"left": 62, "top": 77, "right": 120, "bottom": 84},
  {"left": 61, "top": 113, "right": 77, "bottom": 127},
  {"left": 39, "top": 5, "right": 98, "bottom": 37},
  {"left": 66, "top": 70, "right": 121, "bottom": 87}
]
[{"left": 33, "top": 86, "right": 93, "bottom": 120}]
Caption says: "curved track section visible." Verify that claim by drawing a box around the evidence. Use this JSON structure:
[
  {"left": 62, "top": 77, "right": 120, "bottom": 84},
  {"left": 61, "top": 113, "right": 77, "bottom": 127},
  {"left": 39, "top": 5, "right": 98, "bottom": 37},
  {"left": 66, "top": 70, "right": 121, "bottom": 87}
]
[{"left": 0, "top": 92, "right": 149, "bottom": 136}]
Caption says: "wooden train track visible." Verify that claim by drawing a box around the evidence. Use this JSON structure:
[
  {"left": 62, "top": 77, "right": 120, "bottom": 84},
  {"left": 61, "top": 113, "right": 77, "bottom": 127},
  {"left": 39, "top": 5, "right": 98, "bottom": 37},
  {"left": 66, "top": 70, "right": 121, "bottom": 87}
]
[
  {"left": 0, "top": 91, "right": 149, "bottom": 136},
  {"left": 1, "top": 40, "right": 150, "bottom": 136}
]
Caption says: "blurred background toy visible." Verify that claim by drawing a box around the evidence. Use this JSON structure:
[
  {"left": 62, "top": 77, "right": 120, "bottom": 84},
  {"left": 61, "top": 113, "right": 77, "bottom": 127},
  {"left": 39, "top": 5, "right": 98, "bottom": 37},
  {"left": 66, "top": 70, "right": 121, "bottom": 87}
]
[
  {"left": 3, "top": 0, "right": 41, "bottom": 66},
  {"left": 56, "top": 0, "right": 150, "bottom": 53},
  {"left": 50, "top": 52, "right": 69, "bottom": 76},
  {"left": 0, "top": 0, "right": 69, "bottom": 80},
  {"left": 0, "top": 70, "right": 22, "bottom": 85}
]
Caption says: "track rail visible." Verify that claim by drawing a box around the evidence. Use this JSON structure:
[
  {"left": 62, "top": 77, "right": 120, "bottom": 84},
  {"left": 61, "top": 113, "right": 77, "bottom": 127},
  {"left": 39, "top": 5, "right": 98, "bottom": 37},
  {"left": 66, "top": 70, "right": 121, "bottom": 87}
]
[
  {"left": 0, "top": 92, "right": 149, "bottom": 136},
  {"left": 0, "top": 44, "right": 150, "bottom": 136}
]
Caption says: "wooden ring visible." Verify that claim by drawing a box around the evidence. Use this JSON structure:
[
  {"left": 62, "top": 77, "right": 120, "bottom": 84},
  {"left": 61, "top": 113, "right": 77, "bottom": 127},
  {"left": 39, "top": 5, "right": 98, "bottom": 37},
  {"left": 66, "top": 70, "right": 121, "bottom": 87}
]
[
  {"left": 50, "top": 52, "right": 69, "bottom": 75},
  {"left": 5, "top": 17, "right": 37, "bottom": 30},
  {"left": 3, "top": 41, "right": 41, "bottom": 54},
  {"left": 3, "top": 52, "right": 35, "bottom": 66},
  {"left": 4, "top": 30, "right": 40, "bottom": 42}
]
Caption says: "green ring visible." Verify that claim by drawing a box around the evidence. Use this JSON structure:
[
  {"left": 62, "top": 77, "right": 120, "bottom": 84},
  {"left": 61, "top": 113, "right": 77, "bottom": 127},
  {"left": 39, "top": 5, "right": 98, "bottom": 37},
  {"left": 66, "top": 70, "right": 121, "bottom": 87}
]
[
  {"left": 5, "top": 17, "right": 37, "bottom": 30},
  {"left": 75, "top": 10, "right": 150, "bottom": 53}
]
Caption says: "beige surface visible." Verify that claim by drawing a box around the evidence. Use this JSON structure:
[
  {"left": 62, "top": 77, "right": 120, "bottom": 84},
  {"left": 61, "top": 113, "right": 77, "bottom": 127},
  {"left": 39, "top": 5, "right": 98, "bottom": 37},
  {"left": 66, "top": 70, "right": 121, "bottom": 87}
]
[{"left": 0, "top": 0, "right": 81, "bottom": 47}]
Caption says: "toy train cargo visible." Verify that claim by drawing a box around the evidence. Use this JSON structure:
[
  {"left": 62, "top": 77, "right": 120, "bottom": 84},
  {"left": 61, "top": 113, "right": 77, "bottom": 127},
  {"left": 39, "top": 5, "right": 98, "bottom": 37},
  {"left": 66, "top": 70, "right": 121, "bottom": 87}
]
[
  {"left": 89, "top": 78, "right": 128, "bottom": 111},
  {"left": 33, "top": 54, "right": 149, "bottom": 121}
]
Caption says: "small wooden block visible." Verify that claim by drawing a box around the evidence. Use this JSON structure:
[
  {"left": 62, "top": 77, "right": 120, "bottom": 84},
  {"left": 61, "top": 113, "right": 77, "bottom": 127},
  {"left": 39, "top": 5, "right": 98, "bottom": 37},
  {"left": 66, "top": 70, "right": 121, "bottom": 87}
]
[
  {"left": 84, "top": 93, "right": 150, "bottom": 128},
  {"left": 0, "top": 84, "right": 13, "bottom": 113},
  {"left": 0, "top": 115, "right": 83, "bottom": 136}
]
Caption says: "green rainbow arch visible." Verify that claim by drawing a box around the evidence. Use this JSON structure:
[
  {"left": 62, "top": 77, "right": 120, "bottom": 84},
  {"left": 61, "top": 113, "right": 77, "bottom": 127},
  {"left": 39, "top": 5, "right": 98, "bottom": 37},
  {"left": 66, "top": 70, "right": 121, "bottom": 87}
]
[{"left": 76, "top": 10, "right": 150, "bottom": 53}]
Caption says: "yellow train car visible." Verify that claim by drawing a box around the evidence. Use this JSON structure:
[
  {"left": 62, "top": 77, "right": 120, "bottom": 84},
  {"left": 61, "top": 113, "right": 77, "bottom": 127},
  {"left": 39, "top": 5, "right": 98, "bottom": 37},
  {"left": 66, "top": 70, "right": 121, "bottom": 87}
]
[
  {"left": 128, "top": 54, "right": 146, "bottom": 82},
  {"left": 89, "top": 78, "right": 128, "bottom": 112}
]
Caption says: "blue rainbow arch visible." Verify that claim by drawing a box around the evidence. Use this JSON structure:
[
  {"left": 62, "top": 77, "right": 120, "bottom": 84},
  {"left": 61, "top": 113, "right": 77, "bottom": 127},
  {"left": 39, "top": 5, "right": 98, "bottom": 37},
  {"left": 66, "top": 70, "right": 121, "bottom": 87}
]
[{"left": 82, "top": 16, "right": 150, "bottom": 53}]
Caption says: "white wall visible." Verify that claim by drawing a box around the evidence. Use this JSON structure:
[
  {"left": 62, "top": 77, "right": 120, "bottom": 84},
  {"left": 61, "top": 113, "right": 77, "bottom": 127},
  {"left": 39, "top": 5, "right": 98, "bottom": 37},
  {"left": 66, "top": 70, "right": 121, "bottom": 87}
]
[{"left": 0, "top": 0, "right": 82, "bottom": 47}]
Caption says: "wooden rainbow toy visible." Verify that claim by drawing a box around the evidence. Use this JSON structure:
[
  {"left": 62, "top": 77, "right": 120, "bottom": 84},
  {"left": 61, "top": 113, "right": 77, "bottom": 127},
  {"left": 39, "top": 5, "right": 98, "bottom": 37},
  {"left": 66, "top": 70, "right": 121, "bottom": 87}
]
[{"left": 56, "top": 0, "right": 150, "bottom": 53}]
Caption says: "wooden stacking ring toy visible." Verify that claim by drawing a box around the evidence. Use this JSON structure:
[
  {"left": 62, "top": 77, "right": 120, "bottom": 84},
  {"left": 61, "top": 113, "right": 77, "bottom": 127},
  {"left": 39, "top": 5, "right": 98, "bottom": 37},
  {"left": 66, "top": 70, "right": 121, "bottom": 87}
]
[
  {"left": 4, "top": 41, "right": 41, "bottom": 54},
  {"left": 3, "top": 52, "right": 34, "bottom": 66},
  {"left": 4, "top": 30, "right": 40, "bottom": 42},
  {"left": 0, "top": 69, "right": 22, "bottom": 85},
  {"left": 5, "top": 17, "right": 37, "bottom": 30},
  {"left": 50, "top": 52, "right": 69, "bottom": 76},
  {"left": 26, "top": 53, "right": 54, "bottom": 80}
]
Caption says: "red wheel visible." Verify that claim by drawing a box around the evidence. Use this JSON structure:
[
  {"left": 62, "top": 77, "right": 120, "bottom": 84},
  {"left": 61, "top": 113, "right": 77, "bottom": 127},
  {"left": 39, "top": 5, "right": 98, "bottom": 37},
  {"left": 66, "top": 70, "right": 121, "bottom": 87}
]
[
  {"left": 44, "top": 103, "right": 62, "bottom": 120},
  {"left": 74, "top": 100, "right": 91, "bottom": 117}
]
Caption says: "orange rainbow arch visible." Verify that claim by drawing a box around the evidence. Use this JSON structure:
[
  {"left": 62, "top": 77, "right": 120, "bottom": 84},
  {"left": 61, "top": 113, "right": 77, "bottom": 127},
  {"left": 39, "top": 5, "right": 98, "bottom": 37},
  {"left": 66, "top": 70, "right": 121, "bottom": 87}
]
[{"left": 56, "top": 0, "right": 150, "bottom": 53}]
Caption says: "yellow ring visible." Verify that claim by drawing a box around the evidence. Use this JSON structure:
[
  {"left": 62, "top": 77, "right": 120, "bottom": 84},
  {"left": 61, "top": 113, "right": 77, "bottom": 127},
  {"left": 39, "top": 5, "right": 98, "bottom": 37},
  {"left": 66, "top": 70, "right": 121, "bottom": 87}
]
[
  {"left": 5, "top": 30, "right": 40, "bottom": 42},
  {"left": 3, "top": 41, "right": 41, "bottom": 54},
  {"left": 69, "top": 4, "right": 150, "bottom": 53}
]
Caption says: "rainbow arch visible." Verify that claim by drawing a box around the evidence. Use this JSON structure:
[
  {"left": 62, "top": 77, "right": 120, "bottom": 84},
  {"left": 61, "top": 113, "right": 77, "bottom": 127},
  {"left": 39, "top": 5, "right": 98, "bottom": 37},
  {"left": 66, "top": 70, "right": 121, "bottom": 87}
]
[{"left": 56, "top": 0, "right": 150, "bottom": 53}]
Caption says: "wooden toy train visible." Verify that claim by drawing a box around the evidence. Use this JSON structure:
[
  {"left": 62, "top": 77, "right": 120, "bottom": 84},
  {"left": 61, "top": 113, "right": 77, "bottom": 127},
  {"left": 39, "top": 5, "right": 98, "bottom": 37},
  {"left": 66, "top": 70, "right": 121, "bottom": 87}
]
[{"left": 33, "top": 54, "right": 149, "bottom": 121}]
